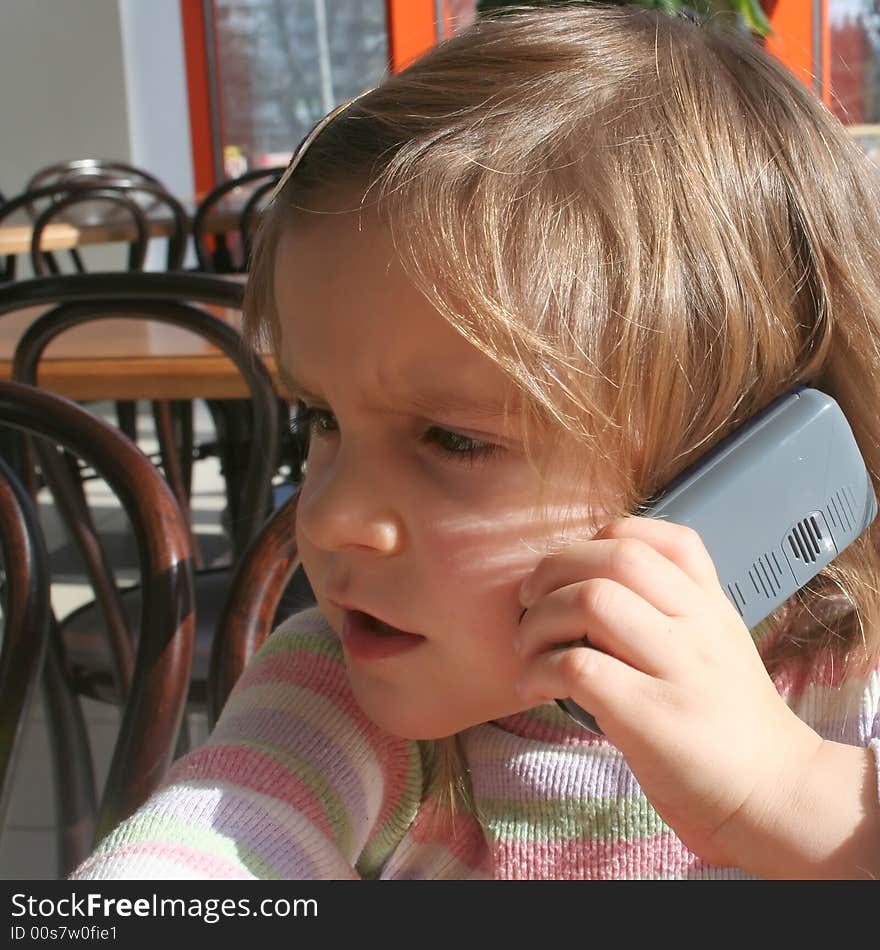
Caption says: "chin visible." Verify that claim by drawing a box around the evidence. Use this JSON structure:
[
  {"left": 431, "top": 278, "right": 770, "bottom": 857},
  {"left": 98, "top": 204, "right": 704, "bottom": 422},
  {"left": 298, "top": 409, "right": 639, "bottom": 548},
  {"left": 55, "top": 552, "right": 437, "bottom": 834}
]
[{"left": 349, "top": 682, "right": 521, "bottom": 740}]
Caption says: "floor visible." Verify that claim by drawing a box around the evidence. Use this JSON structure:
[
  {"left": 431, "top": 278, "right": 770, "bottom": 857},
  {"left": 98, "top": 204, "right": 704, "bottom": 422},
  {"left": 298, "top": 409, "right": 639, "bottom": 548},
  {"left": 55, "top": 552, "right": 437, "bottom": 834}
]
[{"left": 0, "top": 400, "right": 232, "bottom": 879}]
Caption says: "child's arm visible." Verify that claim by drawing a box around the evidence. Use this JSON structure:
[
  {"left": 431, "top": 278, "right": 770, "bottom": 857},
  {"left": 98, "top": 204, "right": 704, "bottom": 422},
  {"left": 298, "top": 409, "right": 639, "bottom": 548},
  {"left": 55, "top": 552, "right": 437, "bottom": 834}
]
[
  {"left": 713, "top": 735, "right": 880, "bottom": 879},
  {"left": 515, "top": 517, "right": 880, "bottom": 879},
  {"left": 71, "top": 608, "right": 423, "bottom": 880}
]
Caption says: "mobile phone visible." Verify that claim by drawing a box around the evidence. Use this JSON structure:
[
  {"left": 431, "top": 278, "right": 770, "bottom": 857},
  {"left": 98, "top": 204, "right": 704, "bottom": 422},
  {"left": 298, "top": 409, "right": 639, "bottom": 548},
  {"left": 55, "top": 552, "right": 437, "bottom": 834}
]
[{"left": 555, "top": 387, "right": 878, "bottom": 734}]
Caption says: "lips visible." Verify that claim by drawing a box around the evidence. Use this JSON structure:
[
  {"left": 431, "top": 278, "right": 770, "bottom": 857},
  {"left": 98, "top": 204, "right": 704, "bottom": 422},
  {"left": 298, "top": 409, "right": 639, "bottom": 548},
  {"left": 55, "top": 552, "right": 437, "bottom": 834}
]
[{"left": 339, "top": 609, "right": 426, "bottom": 662}]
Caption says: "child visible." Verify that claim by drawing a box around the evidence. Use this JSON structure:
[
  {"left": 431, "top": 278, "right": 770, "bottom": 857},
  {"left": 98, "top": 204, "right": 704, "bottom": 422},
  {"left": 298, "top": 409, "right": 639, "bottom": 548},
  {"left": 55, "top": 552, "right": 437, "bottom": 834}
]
[{"left": 73, "top": 4, "right": 880, "bottom": 879}]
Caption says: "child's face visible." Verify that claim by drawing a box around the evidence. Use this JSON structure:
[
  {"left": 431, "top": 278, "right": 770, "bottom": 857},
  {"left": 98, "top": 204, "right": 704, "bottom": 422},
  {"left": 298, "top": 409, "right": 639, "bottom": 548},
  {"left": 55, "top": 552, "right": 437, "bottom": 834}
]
[{"left": 274, "top": 205, "right": 595, "bottom": 739}]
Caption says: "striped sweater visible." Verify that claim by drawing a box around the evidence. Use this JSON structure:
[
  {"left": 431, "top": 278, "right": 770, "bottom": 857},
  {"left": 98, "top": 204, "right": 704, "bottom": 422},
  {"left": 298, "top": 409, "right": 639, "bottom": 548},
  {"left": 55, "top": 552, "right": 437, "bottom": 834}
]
[{"left": 72, "top": 606, "right": 880, "bottom": 880}]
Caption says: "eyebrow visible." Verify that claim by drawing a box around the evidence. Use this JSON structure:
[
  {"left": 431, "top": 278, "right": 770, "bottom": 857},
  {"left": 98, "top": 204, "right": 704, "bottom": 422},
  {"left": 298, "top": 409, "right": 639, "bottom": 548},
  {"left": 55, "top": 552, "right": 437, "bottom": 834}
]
[{"left": 277, "top": 365, "right": 516, "bottom": 419}]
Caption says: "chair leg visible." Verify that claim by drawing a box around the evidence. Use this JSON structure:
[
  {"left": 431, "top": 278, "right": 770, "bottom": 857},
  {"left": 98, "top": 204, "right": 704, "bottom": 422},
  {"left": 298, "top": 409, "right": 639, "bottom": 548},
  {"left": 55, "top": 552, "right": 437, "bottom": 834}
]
[
  {"left": 205, "top": 398, "right": 255, "bottom": 556},
  {"left": 176, "top": 400, "right": 195, "bottom": 502},
  {"left": 115, "top": 401, "right": 138, "bottom": 443},
  {"left": 211, "top": 234, "right": 235, "bottom": 272},
  {"left": 152, "top": 400, "right": 203, "bottom": 569},
  {"left": 42, "top": 620, "right": 98, "bottom": 878},
  {"left": 0, "top": 427, "right": 18, "bottom": 469},
  {"left": 61, "top": 448, "right": 90, "bottom": 516}
]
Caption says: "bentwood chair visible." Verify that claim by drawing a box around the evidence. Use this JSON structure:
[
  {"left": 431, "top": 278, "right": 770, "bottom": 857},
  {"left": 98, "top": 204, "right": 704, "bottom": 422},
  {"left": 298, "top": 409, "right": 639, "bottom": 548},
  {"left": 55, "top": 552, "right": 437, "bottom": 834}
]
[
  {"left": 209, "top": 491, "right": 312, "bottom": 726},
  {"left": 28, "top": 185, "right": 151, "bottom": 276},
  {"left": 24, "top": 160, "right": 167, "bottom": 275},
  {"left": 0, "top": 273, "right": 282, "bottom": 716},
  {"left": 0, "top": 453, "right": 51, "bottom": 836},
  {"left": 0, "top": 379, "right": 195, "bottom": 876},
  {"left": 192, "top": 167, "right": 285, "bottom": 274}
]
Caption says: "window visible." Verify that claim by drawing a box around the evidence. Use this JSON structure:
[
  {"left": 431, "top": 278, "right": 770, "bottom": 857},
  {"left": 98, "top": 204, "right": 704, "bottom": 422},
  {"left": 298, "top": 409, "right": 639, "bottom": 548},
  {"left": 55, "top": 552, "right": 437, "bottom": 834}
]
[
  {"left": 829, "top": 1, "right": 880, "bottom": 125},
  {"left": 211, "top": 0, "right": 389, "bottom": 175}
]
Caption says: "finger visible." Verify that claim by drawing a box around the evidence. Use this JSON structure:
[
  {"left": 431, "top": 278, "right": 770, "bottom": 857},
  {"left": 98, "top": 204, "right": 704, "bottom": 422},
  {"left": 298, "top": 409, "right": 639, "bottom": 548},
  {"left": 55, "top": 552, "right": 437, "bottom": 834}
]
[
  {"left": 520, "top": 533, "right": 706, "bottom": 618},
  {"left": 517, "top": 642, "right": 659, "bottom": 736},
  {"left": 516, "top": 578, "right": 678, "bottom": 677},
  {"left": 595, "top": 516, "right": 721, "bottom": 590}
]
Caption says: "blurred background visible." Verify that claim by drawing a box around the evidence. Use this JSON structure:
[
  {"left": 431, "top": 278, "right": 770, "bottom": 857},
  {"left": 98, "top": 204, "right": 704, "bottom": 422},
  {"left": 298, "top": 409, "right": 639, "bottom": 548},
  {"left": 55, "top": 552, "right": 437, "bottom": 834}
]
[{"left": 3, "top": 1, "right": 880, "bottom": 227}]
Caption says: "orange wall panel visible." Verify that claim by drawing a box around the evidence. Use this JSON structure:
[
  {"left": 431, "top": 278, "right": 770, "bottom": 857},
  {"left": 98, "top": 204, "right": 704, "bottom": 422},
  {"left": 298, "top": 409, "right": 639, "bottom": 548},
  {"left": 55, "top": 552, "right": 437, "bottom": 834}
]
[
  {"left": 765, "top": 0, "right": 822, "bottom": 97},
  {"left": 179, "top": 0, "right": 216, "bottom": 194},
  {"left": 386, "top": 0, "right": 437, "bottom": 73}
]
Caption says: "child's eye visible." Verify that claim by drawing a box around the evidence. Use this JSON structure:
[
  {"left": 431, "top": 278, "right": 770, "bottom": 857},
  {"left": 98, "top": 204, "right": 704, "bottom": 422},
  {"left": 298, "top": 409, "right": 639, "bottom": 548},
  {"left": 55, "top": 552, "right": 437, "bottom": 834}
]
[
  {"left": 421, "top": 426, "right": 501, "bottom": 464},
  {"left": 292, "top": 400, "right": 337, "bottom": 435},
  {"left": 290, "top": 403, "right": 499, "bottom": 465}
]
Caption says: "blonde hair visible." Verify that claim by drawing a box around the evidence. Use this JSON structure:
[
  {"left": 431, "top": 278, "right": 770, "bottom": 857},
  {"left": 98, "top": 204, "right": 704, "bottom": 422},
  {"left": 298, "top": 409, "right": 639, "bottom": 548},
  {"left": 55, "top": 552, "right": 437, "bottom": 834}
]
[{"left": 245, "top": 4, "right": 880, "bottom": 810}]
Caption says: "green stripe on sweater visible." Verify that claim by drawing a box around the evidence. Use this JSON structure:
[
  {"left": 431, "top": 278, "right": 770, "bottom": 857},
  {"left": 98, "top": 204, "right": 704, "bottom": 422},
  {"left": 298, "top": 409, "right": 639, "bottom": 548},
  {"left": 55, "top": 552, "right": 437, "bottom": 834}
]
[
  {"left": 478, "top": 794, "right": 669, "bottom": 842},
  {"left": 95, "top": 813, "right": 284, "bottom": 879}
]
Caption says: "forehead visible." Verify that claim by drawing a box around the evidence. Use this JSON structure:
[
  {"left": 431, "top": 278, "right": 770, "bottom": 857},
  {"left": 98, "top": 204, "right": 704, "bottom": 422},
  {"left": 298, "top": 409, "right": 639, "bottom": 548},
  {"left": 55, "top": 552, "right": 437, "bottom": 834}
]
[{"left": 272, "top": 209, "right": 516, "bottom": 414}]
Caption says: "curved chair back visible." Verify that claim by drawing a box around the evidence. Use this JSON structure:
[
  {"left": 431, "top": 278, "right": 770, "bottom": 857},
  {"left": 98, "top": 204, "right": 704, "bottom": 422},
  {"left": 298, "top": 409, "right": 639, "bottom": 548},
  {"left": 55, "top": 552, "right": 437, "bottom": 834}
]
[
  {"left": 209, "top": 492, "right": 303, "bottom": 725},
  {"left": 192, "top": 167, "right": 285, "bottom": 273},
  {"left": 26, "top": 159, "right": 164, "bottom": 195},
  {"left": 0, "top": 453, "right": 50, "bottom": 832},
  {"left": 29, "top": 186, "right": 149, "bottom": 275},
  {"left": 0, "top": 379, "right": 196, "bottom": 864}
]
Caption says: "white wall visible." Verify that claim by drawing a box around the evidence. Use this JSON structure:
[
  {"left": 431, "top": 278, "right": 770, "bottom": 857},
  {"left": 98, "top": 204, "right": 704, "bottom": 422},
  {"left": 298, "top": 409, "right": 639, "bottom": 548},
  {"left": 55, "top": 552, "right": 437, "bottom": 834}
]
[
  {"left": 118, "top": 0, "right": 193, "bottom": 199},
  {"left": 0, "top": 0, "right": 131, "bottom": 196},
  {"left": 118, "top": 0, "right": 195, "bottom": 267}
]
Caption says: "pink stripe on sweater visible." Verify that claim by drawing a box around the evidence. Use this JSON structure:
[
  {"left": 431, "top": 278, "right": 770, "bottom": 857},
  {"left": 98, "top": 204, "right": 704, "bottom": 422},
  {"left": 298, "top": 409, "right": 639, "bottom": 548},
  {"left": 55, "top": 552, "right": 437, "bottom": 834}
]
[{"left": 493, "top": 832, "right": 705, "bottom": 880}]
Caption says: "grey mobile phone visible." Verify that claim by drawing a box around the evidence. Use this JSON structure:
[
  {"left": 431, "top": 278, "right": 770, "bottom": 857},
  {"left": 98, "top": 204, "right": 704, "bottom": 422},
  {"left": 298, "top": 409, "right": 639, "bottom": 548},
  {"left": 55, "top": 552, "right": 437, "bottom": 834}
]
[{"left": 555, "top": 387, "right": 878, "bottom": 734}]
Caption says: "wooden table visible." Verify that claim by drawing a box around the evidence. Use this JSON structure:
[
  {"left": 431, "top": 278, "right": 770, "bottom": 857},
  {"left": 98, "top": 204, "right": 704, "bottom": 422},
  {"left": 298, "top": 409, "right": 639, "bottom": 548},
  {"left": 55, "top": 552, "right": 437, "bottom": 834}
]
[{"left": 0, "top": 303, "right": 288, "bottom": 401}]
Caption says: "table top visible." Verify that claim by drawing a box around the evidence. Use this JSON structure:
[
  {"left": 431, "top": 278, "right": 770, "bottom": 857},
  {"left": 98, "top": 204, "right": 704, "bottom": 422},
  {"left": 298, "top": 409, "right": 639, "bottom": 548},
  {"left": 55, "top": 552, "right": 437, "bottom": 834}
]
[{"left": 0, "top": 302, "right": 290, "bottom": 401}]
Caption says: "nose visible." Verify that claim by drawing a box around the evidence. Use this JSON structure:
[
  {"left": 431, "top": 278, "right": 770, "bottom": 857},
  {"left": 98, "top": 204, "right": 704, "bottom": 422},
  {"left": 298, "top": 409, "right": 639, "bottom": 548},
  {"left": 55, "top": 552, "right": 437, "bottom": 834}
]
[{"left": 296, "top": 446, "right": 404, "bottom": 555}]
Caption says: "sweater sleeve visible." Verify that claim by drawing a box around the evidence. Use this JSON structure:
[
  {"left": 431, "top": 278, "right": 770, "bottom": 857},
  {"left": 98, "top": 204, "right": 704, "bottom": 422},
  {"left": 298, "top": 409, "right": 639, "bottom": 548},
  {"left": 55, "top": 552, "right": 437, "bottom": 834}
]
[{"left": 70, "top": 607, "right": 424, "bottom": 880}]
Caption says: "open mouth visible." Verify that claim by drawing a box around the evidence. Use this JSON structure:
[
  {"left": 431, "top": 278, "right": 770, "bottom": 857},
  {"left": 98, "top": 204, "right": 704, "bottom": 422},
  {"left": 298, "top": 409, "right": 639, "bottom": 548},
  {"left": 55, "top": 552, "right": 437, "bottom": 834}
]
[
  {"left": 340, "top": 609, "right": 426, "bottom": 661},
  {"left": 358, "top": 611, "right": 414, "bottom": 637}
]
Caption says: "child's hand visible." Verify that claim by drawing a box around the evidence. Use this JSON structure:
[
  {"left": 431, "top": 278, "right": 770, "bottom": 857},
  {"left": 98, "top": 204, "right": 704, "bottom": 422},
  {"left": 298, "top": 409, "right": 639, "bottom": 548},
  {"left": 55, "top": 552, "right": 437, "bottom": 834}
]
[{"left": 515, "top": 516, "right": 824, "bottom": 869}]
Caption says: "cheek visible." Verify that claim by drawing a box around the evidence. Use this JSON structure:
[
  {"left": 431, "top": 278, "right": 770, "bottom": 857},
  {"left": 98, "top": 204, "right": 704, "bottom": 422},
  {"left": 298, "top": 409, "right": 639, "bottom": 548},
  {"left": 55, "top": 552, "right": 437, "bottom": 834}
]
[{"left": 422, "top": 514, "right": 547, "bottom": 615}]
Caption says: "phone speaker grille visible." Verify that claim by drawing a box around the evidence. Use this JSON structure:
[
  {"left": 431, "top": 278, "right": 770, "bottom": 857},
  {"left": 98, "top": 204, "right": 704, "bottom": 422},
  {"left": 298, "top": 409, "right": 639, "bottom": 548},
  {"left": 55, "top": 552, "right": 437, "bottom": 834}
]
[{"left": 786, "top": 515, "right": 824, "bottom": 564}]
